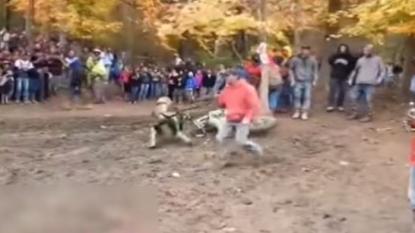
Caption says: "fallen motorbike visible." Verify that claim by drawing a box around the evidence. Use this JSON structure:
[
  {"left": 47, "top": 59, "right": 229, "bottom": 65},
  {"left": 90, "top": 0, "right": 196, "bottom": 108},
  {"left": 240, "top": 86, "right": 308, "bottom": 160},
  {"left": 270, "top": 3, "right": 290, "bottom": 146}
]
[{"left": 192, "top": 109, "right": 277, "bottom": 136}]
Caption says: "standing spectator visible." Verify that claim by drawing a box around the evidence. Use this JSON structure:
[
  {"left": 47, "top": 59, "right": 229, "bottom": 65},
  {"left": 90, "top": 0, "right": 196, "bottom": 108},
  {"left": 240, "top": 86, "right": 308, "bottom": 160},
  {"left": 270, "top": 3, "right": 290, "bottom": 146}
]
[
  {"left": 0, "top": 63, "right": 13, "bottom": 104},
  {"left": 174, "top": 70, "right": 186, "bottom": 103},
  {"left": 30, "top": 52, "right": 48, "bottom": 102},
  {"left": 100, "top": 48, "right": 113, "bottom": 80},
  {"left": 185, "top": 71, "right": 196, "bottom": 103},
  {"left": 120, "top": 66, "right": 132, "bottom": 101},
  {"left": 194, "top": 69, "right": 203, "bottom": 98},
  {"left": 14, "top": 53, "right": 33, "bottom": 103},
  {"left": 64, "top": 50, "right": 84, "bottom": 106},
  {"left": 89, "top": 50, "right": 107, "bottom": 104},
  {"left": 150, "top": 68, "right": 162, "bottom": 99},
  {"left": 214, "top": 64, "right": 227, "bottom": 94},
  {"left": 289, "top": 45, "right": 319, "bottom": 120},
  {"left": 46, "top": 51, "right": 64, "bottom": 96},
  {"left": 168, "top": 69, "right": 178, "bottom": 100},
  {"left": 326, "top": 44, "right": 356, "bottom": 112},
  {"left": 130, "top": 67, "right": 141, "bottom": 103},
  {"left": 201, "top": 69, "right": 216, "bottom": 98},
  {"left": 138, "top": 66, "right": 151, "bottom": 101},
  {"left": 160, "top": 67, "right": 169, "bottom": 97},
  {"left": 347, "top": 44, "right": 385, "bottom": 122}
]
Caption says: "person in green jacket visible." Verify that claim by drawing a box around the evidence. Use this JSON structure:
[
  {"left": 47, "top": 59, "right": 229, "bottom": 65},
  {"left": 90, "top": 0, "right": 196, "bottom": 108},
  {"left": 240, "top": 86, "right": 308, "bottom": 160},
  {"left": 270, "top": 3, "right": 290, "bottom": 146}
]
[{"left": 87, "top": 49, "right": 108, "bottom": 104}]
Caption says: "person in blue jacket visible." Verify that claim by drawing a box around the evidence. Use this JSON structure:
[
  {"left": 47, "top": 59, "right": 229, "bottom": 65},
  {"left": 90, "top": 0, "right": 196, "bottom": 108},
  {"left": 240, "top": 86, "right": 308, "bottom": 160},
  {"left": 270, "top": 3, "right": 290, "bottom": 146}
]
[{"left": 185, "top": 71, "right": 196, "bottom": 103}]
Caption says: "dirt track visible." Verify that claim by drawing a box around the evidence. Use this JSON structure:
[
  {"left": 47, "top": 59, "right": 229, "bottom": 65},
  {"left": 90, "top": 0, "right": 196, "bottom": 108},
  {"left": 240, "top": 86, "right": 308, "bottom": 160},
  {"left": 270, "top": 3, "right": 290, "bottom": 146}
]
[{"left": 0, "top": 101, "right": 413, "bottom": 233}]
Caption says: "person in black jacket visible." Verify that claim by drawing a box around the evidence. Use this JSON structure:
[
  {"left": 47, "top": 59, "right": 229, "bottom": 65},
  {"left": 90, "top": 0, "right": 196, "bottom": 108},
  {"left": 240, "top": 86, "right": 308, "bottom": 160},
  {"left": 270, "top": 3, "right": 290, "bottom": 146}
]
[
  {"left": 327, "top": 44, "right": 356, "bottom": 112},
  {"left": 201, "top": 69, "right": 216, "bottom": 98}
]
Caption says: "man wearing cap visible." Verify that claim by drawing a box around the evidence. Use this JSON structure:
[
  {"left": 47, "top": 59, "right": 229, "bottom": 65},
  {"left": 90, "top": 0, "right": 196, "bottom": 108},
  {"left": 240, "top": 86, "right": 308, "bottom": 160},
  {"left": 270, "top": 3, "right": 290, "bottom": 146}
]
[
  {"left": 216, "top": 70, "right": 263, "bottom": 157},
  {"left": 289, "top": 45, "right": 319, "bottom": 120},
  {"left": 347, "top": 44, "right": 385, "bottom": 122}
]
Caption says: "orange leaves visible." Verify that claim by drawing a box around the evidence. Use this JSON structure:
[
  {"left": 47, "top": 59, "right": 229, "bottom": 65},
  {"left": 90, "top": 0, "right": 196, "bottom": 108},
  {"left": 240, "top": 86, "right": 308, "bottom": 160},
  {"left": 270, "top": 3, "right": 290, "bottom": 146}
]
[{"left": 10, "top": 0, "right": 121, "bottom": 41}]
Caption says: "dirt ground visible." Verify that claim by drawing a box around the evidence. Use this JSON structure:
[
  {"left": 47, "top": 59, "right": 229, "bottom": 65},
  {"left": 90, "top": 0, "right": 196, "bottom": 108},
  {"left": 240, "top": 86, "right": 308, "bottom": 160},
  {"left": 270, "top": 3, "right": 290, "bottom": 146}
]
[{"left": 0, "top": 98, "right": 413, "bottom": 233}]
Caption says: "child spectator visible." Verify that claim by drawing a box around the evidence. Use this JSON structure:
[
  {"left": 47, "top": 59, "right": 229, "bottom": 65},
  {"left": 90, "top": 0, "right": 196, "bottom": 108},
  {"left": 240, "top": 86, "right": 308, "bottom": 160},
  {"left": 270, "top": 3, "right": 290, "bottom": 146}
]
[
  {"left": 120, "top": 66, "right": 132, "bottom": 101},
  {"left": 0, "top": 63, "right": 13, "bottom": 104},
  {"left": 130, "top": 67, "right": 141, "bottom": 104},
  {"left": 185, "top": 71, "right": 196, "bottom": 103}
]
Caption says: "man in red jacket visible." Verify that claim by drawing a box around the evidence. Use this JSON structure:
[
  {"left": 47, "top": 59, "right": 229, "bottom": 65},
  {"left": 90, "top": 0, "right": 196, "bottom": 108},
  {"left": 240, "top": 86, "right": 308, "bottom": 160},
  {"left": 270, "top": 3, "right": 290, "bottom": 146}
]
[
  {"left": 216, "top": 69, "right": 263, "bottom": 157},
  {"left": 409, "top": 136, "right": 415, "bottom": 222}
]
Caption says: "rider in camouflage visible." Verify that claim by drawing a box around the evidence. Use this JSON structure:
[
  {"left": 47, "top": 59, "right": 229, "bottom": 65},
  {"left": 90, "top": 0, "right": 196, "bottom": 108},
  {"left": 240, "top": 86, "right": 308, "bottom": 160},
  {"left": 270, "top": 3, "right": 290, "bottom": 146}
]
[{"left": 148, "top": 97, "right": 192, "bottom": 149}]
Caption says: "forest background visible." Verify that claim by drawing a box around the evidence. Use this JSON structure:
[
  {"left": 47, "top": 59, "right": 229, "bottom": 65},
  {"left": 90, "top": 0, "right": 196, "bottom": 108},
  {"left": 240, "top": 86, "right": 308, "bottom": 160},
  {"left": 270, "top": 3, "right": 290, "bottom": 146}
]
[{"left": 0, "top": 0, "right": 414, "bottom": 92}]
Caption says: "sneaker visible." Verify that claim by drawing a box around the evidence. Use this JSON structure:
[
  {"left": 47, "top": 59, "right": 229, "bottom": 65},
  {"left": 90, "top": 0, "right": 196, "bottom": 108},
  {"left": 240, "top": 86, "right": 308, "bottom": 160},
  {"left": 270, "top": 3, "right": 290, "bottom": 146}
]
[
  {"left": 292, "top": 111, "right": 300, "bottom": 119},
  {"left": 346, "top": 112, "right": 358, "bottom": 120},
  {"left": 326, "top": 106, "right": 335, "bottom": 112},
  {"left": 359, "top": 115, "right": 372, "bottom": 123},
  {"left": 337, "top": 106, "right": 345, "bottom": 112},
  {"left": 301, "top": 112, "right": 309, "bottom": 120}
]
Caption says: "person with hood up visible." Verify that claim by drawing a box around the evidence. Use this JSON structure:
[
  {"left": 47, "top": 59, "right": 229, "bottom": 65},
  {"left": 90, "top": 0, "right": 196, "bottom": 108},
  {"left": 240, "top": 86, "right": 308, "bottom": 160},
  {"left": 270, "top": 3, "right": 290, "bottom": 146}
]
[
  {"left": 347, "top": 44, "right": 385, "bottom": 122},
  {"left": 185, "top": 71, "right": 196, "bottom": 103},
  {"left": 327, "top": 44, "right": 356, "bottom": 112}
]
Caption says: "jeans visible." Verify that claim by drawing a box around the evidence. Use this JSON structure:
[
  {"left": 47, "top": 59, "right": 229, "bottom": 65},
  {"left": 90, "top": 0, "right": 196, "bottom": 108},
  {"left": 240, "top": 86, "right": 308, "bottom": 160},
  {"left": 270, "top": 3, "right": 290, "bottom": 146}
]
[
  {"left": 216, "top": 121, "right": 263, "bottom": 156},
  {"left": 328, "top": 79, "right": 347, "bottom": 107},
  {"left": 151, "top": 83, "right": 162, "bottom": 98},
  {"left": 201, "top": 87, "right": 213, "bottom": 98},
  {"left": 29, "top": 78, "right": 40, "bottom": 102},
  {"left": 349, "top": 83, "right": 375, "bottom": 115},
  {"left": 138, "top": 83, "right": 150, "bottom": 100},
  {"left": 409, "top": 167, "right": 415, "bottom": 210},
  {"left": 173, "top": 89, "right": 185, "bottom": 103},
  {"left": 293, "top": 81, "right": 312, "bottom": 111},
  {"left": 161, "top": 83, "right": 168, "bottom": 96},
  {"left": 130, "top": 85, "right": 140, "bottom": 102},
  {"left": 70, "top": 85, "right": 81, "bottom": 101},
  {"left": 269, "top": 88, "right": 280, "bottom": 111},
  {"left": 185, "top": 88, "right": 194, "bottom": 102},
  {"left": 15, "top": 76, "right": 30, "bottom": 102}
]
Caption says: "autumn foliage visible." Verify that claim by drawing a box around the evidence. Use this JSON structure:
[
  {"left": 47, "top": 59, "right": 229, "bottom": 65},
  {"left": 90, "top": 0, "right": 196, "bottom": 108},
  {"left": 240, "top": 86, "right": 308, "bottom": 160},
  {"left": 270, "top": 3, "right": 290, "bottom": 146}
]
[{"left": 7, "top": 0, "right": 415, "bottom": 50}]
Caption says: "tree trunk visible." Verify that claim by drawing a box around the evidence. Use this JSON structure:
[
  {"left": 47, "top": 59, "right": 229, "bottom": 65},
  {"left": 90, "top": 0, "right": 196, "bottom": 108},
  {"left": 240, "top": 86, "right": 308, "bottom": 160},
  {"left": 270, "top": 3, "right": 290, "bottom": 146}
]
[
  {"left": 259, "top": 64, "right": 272, "bottom": 115},
  {"left": 25, "top": 0, "right": 35, "bottom": 53},
  {"left": 292, "top": 0, "right": 301, "bottom": 50},
  {"left": 4, "top": 0, "right": 11, "bottom": 29}
]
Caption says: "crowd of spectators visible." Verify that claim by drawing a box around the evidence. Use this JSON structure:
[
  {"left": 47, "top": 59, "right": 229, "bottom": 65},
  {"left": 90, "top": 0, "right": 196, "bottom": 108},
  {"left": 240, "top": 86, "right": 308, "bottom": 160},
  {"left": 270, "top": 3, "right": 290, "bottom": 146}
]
[{"left": 0, "top": 28, "right": 228, "bottom": 107}]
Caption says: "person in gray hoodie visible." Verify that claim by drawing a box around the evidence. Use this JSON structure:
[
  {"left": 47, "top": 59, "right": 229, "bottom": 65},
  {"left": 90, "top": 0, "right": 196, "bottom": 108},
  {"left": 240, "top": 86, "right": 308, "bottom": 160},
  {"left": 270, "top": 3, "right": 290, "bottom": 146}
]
[
  {"left": 289, "top": 46, "right": 319, "bottom": 120},
  {"left": 347, "top": 44, "right": 385, "bottom": 122}
]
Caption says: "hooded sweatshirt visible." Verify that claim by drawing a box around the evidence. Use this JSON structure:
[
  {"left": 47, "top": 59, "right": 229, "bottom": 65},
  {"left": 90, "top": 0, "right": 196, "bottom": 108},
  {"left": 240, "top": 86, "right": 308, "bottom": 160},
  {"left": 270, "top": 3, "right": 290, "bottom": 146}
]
[
  {"left": 328, "top": 44, "right": 356, "bottom": 80},
  {"left": 218, "top": 79, "right": 261, "bottom": 123}
]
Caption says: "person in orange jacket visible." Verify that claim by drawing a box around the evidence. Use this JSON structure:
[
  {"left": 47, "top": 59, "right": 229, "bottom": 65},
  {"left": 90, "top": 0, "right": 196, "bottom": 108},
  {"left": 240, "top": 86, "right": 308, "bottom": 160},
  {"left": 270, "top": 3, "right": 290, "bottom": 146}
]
[
  {"left": 216, "top": 69, "right": 263, "bottom": 157},
  {"left": 409, "top": 136, "right": 415, "bottom": 222}
]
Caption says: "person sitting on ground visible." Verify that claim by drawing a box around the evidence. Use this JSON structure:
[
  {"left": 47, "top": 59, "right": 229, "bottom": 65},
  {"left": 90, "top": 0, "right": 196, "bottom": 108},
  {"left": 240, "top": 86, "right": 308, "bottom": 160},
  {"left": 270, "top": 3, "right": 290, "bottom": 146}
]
[{"left": 147, "top": 96, "right": 192, "bottom": 149}]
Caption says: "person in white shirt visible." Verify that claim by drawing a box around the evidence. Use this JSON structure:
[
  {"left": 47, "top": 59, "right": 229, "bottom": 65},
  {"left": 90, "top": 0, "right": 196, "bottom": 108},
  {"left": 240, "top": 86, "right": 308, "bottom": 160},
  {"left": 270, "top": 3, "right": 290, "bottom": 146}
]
[{"left": 14, "top": 53, "right": 34, "bottom": 103}]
